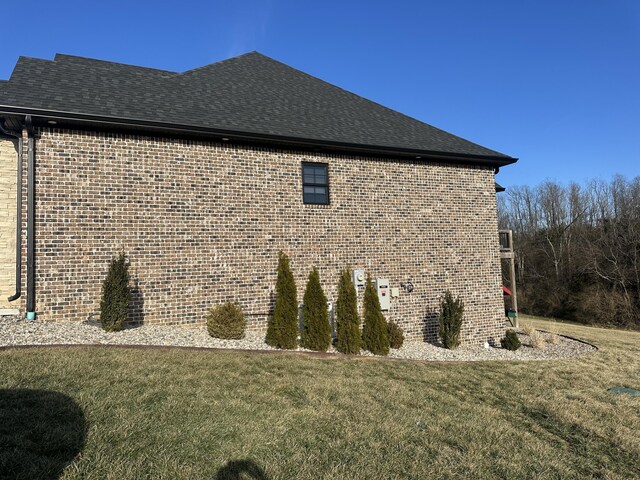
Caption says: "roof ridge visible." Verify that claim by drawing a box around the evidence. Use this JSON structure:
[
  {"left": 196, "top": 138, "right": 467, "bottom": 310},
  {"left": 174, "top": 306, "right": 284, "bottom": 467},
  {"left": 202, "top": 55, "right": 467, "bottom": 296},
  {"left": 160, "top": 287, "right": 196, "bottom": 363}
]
[
  {"left": 53, "top": 53, "right": 177, "bottom": 74},
  {"left": 179, "top": 51, "right": 262, "bottom": 76},
  {"left": 249, "top": 55, "right": 509, "bottom": 157}
]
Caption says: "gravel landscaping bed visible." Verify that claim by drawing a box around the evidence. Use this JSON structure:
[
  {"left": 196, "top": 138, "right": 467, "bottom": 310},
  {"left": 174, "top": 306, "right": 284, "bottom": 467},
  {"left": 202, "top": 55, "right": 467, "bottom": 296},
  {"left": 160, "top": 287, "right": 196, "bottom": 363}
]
[{"left": 0, "top": 316, "right": 596, "bottom": 362}]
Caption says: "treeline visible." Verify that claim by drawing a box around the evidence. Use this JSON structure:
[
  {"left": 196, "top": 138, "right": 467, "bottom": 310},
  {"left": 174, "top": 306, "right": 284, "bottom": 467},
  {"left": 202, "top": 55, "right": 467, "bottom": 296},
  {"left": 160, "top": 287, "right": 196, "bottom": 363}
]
[{"left": 498, "top": 175, "right": 640, "bottom": 329}]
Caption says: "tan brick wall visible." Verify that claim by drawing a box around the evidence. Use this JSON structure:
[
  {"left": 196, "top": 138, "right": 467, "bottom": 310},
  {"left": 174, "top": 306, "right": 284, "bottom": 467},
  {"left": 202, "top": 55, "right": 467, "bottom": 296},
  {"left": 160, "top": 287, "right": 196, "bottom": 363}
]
[
  {"left": 31, "top": 128, "right": 505, "bottom": 345},
  {"left": 0, "top": 138, "right": 17, "bottom": 309}
]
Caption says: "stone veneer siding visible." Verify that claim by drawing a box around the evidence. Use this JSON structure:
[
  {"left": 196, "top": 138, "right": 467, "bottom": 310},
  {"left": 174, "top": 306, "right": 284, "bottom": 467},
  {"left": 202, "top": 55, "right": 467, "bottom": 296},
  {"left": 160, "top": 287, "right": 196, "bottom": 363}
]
[
  {"left": 0, "top": 138, "right": 17, "bottom": 309},
  {"left": 17, "top": 127, "right": 505, "bottom": 346}
]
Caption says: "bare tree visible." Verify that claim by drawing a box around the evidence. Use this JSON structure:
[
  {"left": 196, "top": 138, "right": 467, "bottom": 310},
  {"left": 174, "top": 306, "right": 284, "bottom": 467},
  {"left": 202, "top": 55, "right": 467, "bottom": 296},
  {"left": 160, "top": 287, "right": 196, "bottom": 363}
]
[{"left": 498, "top": 175, "right": 639, "bottom": 328}]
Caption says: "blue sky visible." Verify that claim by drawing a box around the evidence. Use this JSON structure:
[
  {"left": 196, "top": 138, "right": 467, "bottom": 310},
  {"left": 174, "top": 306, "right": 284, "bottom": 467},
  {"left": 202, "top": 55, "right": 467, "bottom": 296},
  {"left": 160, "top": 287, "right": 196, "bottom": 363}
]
[{"left": 1, "top": 0, "right": 638, "bottom": 188}]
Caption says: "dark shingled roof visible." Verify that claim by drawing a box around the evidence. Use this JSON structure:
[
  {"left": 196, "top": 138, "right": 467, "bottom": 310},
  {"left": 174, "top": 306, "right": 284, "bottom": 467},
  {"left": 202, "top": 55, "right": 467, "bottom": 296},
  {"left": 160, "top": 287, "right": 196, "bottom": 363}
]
[{"left": 0, "top": 52, "right": 515, "bottom": 162}]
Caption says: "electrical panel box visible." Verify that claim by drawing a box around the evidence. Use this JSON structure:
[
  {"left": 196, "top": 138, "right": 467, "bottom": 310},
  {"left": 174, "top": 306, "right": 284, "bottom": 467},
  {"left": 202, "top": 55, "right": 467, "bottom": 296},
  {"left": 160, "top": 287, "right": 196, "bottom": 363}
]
[
  {"left": 300, "top": 302, "right": 336, "bottom": 338},
  {"left": 327, "top": 301, "right": 336, "bottom": 339},
  {"left": 353, "top": 269, "right": 365, "bottom": 288},
  {"left": 375, "top": 278, "right": 390, "bottom": 311}
]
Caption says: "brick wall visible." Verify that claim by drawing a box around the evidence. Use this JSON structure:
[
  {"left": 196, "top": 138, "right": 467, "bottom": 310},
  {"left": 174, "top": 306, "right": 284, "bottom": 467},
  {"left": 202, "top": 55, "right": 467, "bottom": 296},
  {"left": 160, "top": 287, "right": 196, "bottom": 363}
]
[
  {"left": 26, "top": 127, "right": 505, "bottom": 345},
  {"left": 0, "top": 138, "right": 17, "bottom": 309}
]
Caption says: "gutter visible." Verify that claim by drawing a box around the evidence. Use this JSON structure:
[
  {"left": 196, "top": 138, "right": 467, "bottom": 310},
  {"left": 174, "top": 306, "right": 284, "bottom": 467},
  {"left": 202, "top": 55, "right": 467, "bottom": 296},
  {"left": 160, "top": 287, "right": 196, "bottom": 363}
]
[
  {"left": 25, "top": 116, "right": 35, "bottom": 320},
  {"left": 0, "top": 105, "right": 518, "bottom": 168},
  {"left": 0, "top": 120, "right": 22, "bottom": 302}
]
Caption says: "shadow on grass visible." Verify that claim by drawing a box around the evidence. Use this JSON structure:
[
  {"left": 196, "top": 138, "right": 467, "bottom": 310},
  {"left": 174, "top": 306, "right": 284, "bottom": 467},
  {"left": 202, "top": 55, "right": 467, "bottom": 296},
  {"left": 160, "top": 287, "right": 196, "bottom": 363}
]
[
  {"left": 522, "top": 406, "right": 640, "bottom": 478},
  {"left": 0, "top": 389, "right": 86, "bottom": 479},
  {"left": 215, "top": 459, "right": 270, "bottom": 480}
]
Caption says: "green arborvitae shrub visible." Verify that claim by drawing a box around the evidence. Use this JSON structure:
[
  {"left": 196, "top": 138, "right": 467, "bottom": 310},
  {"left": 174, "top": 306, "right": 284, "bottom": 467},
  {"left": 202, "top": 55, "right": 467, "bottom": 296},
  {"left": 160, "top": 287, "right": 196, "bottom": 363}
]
[
  {"left": 100, "top": 252, "right": 131, "bottom": 332},
  {"left": 438, "top": 291, "right": 464, "bottom": 349},
  {"left": 362, "top": 275, "right": 389, "bottom": 356},
  {"left": 335, "top": 266, "right": 362, "bottom": 354},
  {"left": 207, "top": 302, "right": 246, "bottom": 339},
  {"left": 501, "top": 329, "right": 521, "bottom": 350},
  {"left": 301, "top": 267, "right": 332, "bottom": 352},
  {"left": 387, "top": 321, "right": 405, "bottom": 349},
  {"left": 265, "top": 251, "right": 298, "bottom": 349}
]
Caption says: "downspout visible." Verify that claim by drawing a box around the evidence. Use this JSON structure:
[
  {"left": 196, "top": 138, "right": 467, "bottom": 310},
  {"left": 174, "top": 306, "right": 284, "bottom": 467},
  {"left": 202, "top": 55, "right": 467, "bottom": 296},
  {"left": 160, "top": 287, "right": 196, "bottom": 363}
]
[
  {"left": 0, "top": 120, "right": 22, "bottom": 302},
  {"left": 25, "top": 116, "right": 35, "bottom": 320}
]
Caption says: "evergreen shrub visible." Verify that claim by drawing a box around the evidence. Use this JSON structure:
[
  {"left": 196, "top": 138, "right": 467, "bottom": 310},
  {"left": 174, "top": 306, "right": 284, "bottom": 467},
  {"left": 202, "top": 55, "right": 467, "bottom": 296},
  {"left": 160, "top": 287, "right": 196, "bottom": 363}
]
[
  {"left": 301, "top": 267, "right": 332, "bottom": 351},
  {"left": 500, "top": 329, "right": 521, "bottom": 350},
  {"left": 100, "top": 252, "right": 131, "bottom": 332},
  {"left": 438, "top": 291, "right": 464, "bottom": 349},
  {"left": 362, "top": 275, "right": 389, "bottom": 355},
  {"left": 335, "top": 266, "right": 361, "bottom": 354},
  {"left": 266, "top": 251, "right": 298, "bottom": 349},
  {"left": 387, "top": 321, "right": 405, "bottom": 349},
  {"left": 207, "top": 302, "right": 246, "bottom": 339}
]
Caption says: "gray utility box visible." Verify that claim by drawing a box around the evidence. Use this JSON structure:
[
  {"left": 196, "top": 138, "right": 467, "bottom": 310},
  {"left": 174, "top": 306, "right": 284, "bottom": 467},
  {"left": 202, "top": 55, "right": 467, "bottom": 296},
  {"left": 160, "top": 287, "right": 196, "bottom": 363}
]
[
  {"left": 375, "top": 278, "right": 390, "bottom": 311},
  {"left": 299, "top": 302, "right": 336, "bottom": 338}
]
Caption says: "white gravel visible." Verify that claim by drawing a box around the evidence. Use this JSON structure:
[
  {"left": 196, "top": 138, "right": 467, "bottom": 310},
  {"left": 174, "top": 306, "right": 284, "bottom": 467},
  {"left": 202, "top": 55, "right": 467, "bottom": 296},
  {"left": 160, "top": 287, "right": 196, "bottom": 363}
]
[{"left": 0, "top": 316, "right": 596, "bottom": 362}]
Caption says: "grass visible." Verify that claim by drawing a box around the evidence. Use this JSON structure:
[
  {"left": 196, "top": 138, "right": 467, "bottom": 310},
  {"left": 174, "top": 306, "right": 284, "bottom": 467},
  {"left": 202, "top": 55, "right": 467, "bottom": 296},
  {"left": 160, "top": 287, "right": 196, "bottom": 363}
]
[
  {"left": 528, "top": 329, "right": 546, "bottom": 349},
  {"left": 546, "top": 321, "right": 561, "bottom": 345},
  {"left": 0, "top": 317, "right": 639, "bottom": 479},
  {"left": 521, "top": 321, "right": 536, "bottom": 337}
]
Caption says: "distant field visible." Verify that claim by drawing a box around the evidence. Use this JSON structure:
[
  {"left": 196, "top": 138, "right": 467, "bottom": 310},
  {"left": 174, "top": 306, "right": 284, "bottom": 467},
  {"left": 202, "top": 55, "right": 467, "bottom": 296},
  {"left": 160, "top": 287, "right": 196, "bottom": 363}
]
[
  {"left": 519, "top": 313, "right": 640, "bottom": 332},
  {"left": 1, "top": 318, "right": 639, "bottom": 479}
]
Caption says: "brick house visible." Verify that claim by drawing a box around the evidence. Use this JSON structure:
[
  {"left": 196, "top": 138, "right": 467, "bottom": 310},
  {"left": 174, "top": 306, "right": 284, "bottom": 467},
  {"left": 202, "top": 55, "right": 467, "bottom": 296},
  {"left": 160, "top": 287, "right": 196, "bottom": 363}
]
[{"left": 0, "top": 52, "right": 517, "bottom": 345}]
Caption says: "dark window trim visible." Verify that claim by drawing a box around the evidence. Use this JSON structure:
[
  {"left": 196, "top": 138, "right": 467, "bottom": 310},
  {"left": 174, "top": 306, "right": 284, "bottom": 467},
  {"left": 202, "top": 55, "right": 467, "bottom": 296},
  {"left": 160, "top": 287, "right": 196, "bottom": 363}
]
[{"left": 301, "top": 161, "right": 330, "bottom": 205}]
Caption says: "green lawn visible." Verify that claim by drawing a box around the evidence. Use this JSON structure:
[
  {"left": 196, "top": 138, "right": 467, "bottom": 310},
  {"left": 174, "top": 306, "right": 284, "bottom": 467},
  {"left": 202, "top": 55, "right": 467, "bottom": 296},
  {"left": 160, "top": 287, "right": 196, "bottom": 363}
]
[{"left": 1, "top": 317, "right": 639, "bottom": 480}]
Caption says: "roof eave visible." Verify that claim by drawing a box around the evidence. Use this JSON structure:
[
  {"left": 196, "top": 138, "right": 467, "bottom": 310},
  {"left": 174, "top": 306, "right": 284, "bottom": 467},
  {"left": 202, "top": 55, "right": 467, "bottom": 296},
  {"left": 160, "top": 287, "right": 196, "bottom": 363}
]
[{"left": 0, "top": 105, "right": 518, "bottom": 167}]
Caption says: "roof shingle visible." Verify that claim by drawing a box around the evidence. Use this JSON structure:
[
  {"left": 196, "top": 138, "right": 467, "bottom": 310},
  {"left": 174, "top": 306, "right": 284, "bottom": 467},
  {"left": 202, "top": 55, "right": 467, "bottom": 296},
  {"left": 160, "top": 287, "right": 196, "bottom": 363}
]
[{"left": 0, "top": 52, "right": 515, "bottom": 161}]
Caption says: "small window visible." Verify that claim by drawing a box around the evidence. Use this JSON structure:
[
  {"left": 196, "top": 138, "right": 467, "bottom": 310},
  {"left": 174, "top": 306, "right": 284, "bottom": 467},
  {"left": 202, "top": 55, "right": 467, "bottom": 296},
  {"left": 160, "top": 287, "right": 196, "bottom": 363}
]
[{"left": 302, "top": 162, "right": 329, "bottom": 205}]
